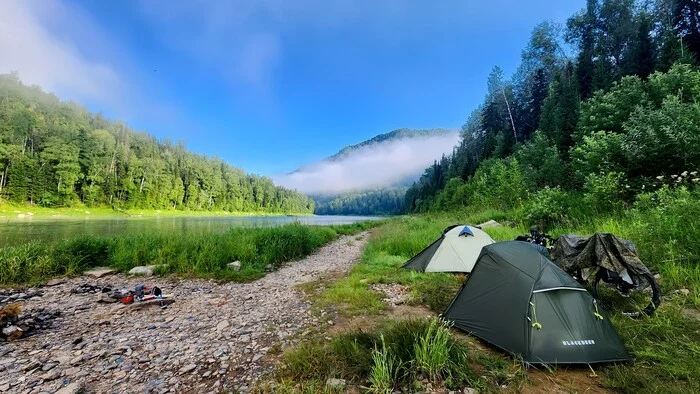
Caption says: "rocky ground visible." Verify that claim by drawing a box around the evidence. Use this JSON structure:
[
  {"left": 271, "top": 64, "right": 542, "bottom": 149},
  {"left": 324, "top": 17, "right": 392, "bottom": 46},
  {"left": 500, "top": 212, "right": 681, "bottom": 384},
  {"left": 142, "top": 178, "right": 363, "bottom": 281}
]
[{"left": 0, "top": 232, "right": 369, "bottom": 394}]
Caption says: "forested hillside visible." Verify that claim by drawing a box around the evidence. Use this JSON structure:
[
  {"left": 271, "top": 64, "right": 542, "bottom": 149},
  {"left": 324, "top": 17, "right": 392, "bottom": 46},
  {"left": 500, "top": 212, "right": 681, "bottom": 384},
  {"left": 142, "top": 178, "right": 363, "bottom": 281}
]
[
  {"left": 313, "top": 188, "right": 405, "bottom": 216},
  {"left": 328, "top": 128, "right": 454, "bottom": 162},
  {"left": 0, "top": 74, "right": 313, "bottom": 213},
  {"left": 406, "top": 0, "right": 700, "bottom": 220}
]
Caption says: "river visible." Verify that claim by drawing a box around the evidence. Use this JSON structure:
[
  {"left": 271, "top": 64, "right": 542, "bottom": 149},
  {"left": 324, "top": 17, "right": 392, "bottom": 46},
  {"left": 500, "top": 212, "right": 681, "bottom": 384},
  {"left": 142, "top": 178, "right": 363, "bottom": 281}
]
[{"left": 0, "top": 215, "right": 381, "bottom": 247}]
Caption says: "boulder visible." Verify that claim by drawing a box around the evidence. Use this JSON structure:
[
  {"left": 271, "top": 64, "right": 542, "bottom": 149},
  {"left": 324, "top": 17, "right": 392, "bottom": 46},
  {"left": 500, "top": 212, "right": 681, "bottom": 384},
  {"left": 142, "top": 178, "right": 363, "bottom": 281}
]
[
  {"left": 228, "top": 261, "right": 242, "bottom": 271},
  {"left": 477, "top": 219, "right": 502, "bottom": 228},
  {"left": 1, "top": 326, "right": 22, "bottom": 341},
  {"left": 84, "top": 268, "right": 116, "bottom": 278},
  {"left": 128, "top": 265, "right": 160, "bottom": 276},
  {"left": 97, "top": 293, "right": 118, "bottom": 303}
]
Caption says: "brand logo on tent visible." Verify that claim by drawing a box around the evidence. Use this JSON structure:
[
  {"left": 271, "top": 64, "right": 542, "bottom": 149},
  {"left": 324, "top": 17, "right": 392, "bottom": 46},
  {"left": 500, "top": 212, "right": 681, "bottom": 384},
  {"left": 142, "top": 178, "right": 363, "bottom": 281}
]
[{"left": 562, "top": 340, "right": 596, "bottom": 346}]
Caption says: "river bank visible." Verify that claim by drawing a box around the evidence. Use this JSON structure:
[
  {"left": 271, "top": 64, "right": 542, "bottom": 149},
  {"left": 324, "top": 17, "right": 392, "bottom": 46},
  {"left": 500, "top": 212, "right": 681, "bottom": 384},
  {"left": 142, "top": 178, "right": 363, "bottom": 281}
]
[
  {"left": 0, "top": 221, "right": 378, "bottom": 286},
  {"left": 0, "top": 203, "right": 313, "bottom": 222},
  {"left": 0, "top": 231, "right": 371, "bottom": 394}
]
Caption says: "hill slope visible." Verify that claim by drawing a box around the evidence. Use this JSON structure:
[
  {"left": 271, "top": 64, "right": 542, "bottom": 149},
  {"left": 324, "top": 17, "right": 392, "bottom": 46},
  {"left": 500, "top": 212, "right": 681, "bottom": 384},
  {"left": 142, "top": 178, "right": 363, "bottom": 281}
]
[
  {"left": 276, "top": 128, "right": 459, "bottom": 215},
  {"left": 0, "top": 74, "right": 313, "bottom": 213}
]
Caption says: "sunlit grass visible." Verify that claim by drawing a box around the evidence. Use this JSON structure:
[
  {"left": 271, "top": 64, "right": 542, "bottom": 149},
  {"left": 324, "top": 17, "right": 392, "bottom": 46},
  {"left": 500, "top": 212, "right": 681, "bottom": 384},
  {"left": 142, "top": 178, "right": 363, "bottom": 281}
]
[{"left": 0, "top": 221, "right": 379, "bottom": 285}]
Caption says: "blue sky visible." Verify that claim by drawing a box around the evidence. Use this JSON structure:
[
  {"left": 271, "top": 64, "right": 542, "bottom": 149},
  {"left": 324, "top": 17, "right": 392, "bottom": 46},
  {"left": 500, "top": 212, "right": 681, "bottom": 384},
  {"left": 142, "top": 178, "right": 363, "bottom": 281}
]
[{"left": 0, "top": 0, "right": 583, "bottom": 176}]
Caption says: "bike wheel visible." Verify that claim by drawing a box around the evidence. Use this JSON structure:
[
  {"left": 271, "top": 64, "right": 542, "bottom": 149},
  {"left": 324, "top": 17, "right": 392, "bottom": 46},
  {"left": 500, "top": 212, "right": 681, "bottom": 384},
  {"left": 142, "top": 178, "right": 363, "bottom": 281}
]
[{"left": 592, "top": 269, "right": 661, "bottom": 318}]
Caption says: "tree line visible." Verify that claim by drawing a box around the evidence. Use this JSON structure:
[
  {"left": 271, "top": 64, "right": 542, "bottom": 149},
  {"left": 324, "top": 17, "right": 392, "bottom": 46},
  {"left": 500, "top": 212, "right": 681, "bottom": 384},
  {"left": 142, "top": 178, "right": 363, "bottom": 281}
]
[
  {"left": 406, "top": 0, "right": 700, "bottom": 214},
  {"left": 0, "top": 74, "right": 314, "bottom": 213},
  {"left": 313, "top": 188, "right": 406, "bottom": 216}
]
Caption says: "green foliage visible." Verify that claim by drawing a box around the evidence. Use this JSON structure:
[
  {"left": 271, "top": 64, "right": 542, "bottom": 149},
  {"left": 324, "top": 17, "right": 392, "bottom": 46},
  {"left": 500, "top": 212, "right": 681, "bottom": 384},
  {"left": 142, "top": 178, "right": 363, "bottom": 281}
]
[
  {"left": 0, "top": 74, "right": 313, "bottom": 214},
  {"left": 514, "top": 131, "right": 567, "bottom": 189},
  {"left": 313, "top": 188, "right": 405, "bottom": 216},
  {"left": 0, "top": 222, "right": 376, "bottom": 285},
  {"left": 524, "top": 186, "right": 569, "bottom": 228},
  {"left": 280, "top": 318, "right": 479, "bottom": 391},
  {"left": 570, "top": 131, "right": 625, "bottom": 184},
  {"left": 583, "top": 171, "right": 626, "bottom": 214}
]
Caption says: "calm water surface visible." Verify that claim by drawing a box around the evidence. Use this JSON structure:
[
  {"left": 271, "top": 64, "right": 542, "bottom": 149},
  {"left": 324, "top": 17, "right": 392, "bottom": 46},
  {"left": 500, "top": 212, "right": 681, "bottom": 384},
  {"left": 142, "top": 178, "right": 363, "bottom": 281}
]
[{"left": 0, "top": 215, "right": 381, "bottom": 247}]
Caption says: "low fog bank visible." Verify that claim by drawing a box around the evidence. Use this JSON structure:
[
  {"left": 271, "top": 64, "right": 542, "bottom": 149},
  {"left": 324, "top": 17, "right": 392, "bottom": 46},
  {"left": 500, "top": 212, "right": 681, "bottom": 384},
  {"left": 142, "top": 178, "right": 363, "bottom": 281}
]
[{"left": 275, "top": 132, "right": 460, "bottom": 195}]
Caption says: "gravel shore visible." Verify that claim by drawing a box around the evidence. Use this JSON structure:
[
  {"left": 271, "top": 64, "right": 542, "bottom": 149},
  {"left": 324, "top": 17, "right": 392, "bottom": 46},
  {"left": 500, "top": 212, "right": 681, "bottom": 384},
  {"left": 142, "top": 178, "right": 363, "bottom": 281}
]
[{"left": 0, "top": 232, "right": 369, "bottom": 394}]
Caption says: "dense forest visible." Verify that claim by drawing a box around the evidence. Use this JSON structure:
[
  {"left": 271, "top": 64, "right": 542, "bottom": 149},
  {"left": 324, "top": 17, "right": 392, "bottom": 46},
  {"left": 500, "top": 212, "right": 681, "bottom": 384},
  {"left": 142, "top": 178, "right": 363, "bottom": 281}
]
[
  {"left": 313, "top": 188, "right": 405, "bottom": 216},
  {"left": 0, "top": 74, "right": 314, "bottom": 213},
  {"left": 406, "top": 0, "right": 700, "bottom": 219}
]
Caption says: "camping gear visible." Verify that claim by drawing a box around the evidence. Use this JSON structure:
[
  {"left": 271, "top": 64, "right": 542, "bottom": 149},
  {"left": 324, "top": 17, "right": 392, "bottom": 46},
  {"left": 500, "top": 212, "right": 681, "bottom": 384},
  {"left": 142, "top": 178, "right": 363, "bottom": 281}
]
[
  {"left": 402, "top": 224, "right": 495, "bottom": 273},
  {"left": 443, "top": 241, "right": 631, "bottom": 364},
  {"left": 550, "top": 233, "right": 661, "bottom": 317}
]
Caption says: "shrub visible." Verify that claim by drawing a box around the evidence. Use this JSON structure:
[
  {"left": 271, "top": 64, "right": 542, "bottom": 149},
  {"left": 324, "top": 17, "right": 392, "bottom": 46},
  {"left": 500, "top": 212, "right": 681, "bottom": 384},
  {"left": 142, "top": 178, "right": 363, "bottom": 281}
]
[
  {"left": 524, "top": 186, "right": 569, "bottom": 228},
  {"left": 583, "top": 171, "right": 626, "bottom": 214}
]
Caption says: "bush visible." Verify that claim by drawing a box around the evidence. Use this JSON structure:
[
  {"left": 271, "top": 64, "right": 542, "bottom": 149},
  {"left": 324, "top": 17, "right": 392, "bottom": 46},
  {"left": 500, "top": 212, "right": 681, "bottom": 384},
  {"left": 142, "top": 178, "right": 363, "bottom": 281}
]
[
  {"left": 583, "top": 172, "right": 626, "bottom": 214},
  {"left": 524, "top": 186, "right": 569, "bottom": 228}
]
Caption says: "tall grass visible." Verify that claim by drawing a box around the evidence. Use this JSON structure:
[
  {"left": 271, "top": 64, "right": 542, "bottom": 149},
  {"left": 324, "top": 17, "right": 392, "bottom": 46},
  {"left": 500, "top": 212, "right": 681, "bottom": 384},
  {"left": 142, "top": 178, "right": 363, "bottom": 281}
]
[
  {"left": 279, "top": 318, "right": 484, "bottom": 391},
  {"left": 0, "top": 221, "right": 378, "bottom": 285},
  {"left": 298, "top": 191, "right": 700, "bottom": 392},
  {"left": 369, "top": 335, "right": 398, "bottom": 394}
]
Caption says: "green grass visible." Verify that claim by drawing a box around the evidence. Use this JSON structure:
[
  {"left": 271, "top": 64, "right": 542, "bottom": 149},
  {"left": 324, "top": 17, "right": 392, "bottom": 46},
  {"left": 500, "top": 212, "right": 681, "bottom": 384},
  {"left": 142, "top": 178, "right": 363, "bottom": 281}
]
[
  {"left": 0, "top": 200, "right": 315, "bottom": 220},
  {"left": 276, "top": 318, "right": 501, "bottom": 392},
  {"left": 0, "top": 221, "right": 379, "bottom": 286},
  {"left": 285, "top": 192, "right": 700, "bottom": 393}
]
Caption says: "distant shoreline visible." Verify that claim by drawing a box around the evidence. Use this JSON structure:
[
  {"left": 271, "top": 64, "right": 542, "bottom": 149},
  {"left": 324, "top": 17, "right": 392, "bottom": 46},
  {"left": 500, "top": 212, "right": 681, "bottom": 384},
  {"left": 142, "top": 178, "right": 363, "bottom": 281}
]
[{"left": 0, "top": 204, "right": 313, "bottom": 222}]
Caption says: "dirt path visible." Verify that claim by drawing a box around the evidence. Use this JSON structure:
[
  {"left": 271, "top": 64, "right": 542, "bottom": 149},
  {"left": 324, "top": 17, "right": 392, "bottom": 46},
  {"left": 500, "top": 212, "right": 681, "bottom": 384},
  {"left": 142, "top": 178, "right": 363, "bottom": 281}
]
[{"left": 0, "top": 232, "right": 370, "bottom": 394}]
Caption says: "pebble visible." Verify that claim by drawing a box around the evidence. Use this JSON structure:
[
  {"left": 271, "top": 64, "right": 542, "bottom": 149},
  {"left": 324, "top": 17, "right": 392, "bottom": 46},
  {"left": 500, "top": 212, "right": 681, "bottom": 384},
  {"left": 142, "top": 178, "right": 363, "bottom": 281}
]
[{"left": 0, "top": 232, "right": 369, "bottom": 393}]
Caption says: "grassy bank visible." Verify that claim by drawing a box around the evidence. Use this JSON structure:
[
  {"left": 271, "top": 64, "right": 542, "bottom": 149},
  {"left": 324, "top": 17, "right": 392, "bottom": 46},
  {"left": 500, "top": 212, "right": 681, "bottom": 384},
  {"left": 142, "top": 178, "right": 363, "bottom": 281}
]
[
  {"left": 0, "top": 202, "right": 316, "bottom": 221},
  {"left": 271, "top": 200, "right": 700, "bottom": 393},
  {"left": 0, "top": 221, "right": 379, "bottom": 286}
]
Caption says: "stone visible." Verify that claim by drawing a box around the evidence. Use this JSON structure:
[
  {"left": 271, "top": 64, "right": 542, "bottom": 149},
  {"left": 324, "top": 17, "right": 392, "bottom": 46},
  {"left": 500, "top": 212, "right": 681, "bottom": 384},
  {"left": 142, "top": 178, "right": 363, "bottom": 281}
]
[
  {"left": 463, "top": 388, "right": 476, "bottom": 394},
  {"left": 215, "top": 320, "right": 229, "bottom": 332},
  {"left": 63, "top": 367, "right": 81, "bottom": 376},
  {"left": 84, "top": 268, "right": 116, "bottom": 278},
  {"left": 22, "top": 360, "right": 41, "bottom": 371},
  {"left": 252, "top": 354, "right": 263, "bottom": 363},
  {"left": 41, "top": 370, "right": 61, "bottom": 381},
  {"left": 264, "top": 264, "right": 273, "bottom": 271},
  {"left": 97, "top": 293, "right": 118, "bottom": 303},
  {"left": 477, "top": 219, "right": 501, "bottom": 228},
  {"left": 179, "top": 364, "right": 197, "bottom": 374},
  {"left": 326, "top": 378, "right": 346, "bottom": 389},
  {"left": 1, "top": 326, "right": 22, "bottom": 340},
  {"left": 128, "top": 265, "right": 160, "bottom": 276},
  {"left": 70, "top": 356, "right": 84, "bottom": 366},
  {"left": 239, "top": 334, "right": 251, "bottom": 343},
  {"left": 55, "top": 383, "right": 83, "bottom": 394},
  {"left": 46, "top": 278, "right": 67, "bottom": 286},
  {"left": 228, "top": 261, "right": 242, "bottom": 271},
  {"left": 41, "top": 362, "right": 58, "bottom": 371}
]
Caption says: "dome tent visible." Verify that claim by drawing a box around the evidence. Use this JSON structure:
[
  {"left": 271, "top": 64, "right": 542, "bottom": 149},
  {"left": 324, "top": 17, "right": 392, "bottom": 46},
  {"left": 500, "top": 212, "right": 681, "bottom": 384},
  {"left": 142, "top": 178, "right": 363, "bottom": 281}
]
[
  {"left": 402, "top": 224, "right": 495, "bottom": 273},
  {"left": 443, "top": 241, "right": 631, "bottom": 365}
]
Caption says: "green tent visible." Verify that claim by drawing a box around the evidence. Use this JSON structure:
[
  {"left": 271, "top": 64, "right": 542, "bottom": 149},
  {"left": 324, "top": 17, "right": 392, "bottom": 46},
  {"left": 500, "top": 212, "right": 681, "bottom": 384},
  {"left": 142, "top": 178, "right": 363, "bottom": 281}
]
[
  {"left": 443, "top": 241, "right": 631, "bottom": 364},
  {"left": 402, "top": 225, "right": 495, "bottom": 273}
]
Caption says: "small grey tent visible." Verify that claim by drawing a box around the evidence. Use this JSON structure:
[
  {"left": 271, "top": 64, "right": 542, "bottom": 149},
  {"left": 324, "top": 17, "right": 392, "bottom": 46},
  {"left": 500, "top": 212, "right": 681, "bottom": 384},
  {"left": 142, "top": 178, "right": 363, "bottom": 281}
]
[
  {"left": 443, "top": 241, "right": 631, "bottom": 364},
  {"left": 402, "top": 225, "right": 495, "bottom": 273}
]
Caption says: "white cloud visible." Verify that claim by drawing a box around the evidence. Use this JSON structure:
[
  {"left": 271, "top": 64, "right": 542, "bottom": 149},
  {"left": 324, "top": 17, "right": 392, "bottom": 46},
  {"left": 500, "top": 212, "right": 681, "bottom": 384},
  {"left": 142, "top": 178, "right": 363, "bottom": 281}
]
[
  {"left": 275, "top": 132, "right": 460, "bottom": 195},
  {"left": 0, "top": 1, "right": 123, "bottom": 107}
]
